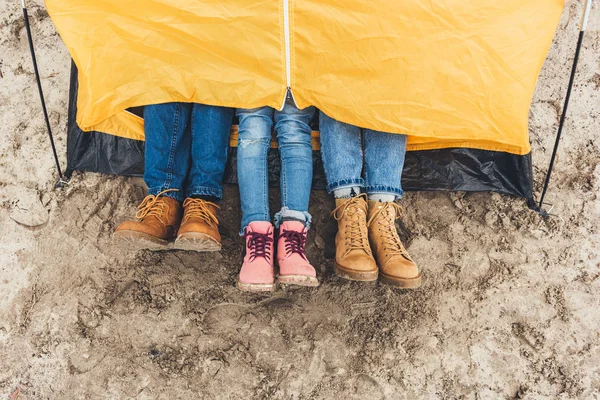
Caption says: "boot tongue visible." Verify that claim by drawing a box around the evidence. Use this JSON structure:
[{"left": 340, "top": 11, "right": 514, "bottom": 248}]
[
  {"left": 280, "top": 221, "right": 306, "bottom": 232},
  {"left": 247, "top": 221, "right": 273, "bottom": 235},
  {"left": 368, "top": 200, "right": 385, "bottom": 214},
  {"left": 280, "top": 221, "right": 308, "bottom": 260}
]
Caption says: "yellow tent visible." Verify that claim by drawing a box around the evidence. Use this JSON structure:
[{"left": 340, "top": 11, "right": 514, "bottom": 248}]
[{"left": 46, "top": 0, "right": 564, "bottom": 155}]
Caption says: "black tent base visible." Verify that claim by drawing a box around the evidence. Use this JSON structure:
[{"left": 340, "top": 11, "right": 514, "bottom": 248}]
[
  {"left": 66, "top": 124, "right": 536, "bottom": 207},
  {"left": 66, "top": 64, "right": 535, "bottom": 209}
]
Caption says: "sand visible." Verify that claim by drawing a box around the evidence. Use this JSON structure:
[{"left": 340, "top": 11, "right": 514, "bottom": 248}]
[{"left": 0, "top": 0, "right": 599, "bottom": 398}]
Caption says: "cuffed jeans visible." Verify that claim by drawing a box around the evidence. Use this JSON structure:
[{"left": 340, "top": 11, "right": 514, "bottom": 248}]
[
  {"left": 319, "top": 111, "right": 407, "bottom": 199},
  {"left": 236, "top": 102, "right": 315, "bottom": 233},
  {"left": 144, "top": 102, "right": 233, "bottom": 202}
]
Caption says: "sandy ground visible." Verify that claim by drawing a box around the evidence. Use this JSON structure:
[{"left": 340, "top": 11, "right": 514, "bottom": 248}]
[{"left": 1, "top": 1, "right": 599, "bottom": 399}]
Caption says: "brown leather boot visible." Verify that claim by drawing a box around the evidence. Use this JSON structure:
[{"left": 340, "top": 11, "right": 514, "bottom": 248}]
[
  {"left": 173, "top": 198, "right": 222, "bottom": 252},
  {"left": 114, "top": 191, "right": 182, "bottom": 250},
  {"left": 331, "top": 194, "right": 378, "bottom": 281},
  {"left": 367, "top": 201, "right": 421, "bottom": 288}
]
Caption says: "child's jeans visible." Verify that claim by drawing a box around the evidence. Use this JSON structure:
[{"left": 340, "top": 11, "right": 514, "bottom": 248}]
[
  {"left": 236, "top": 101, "right": 315, "bottom": 234},
  {"left": 319, "top": 111, "right": 407, "bottom": 199},
  {"left": 144, "top": 102, "right": 234, "bottom": 202}
]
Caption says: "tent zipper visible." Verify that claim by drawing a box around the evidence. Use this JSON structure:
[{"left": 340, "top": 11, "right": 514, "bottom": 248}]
[{"left": 281, "top": 0, "right": 295, "bottom": 109}]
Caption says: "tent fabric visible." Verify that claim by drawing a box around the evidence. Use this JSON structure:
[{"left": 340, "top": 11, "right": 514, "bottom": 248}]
[
  {"left": 46, "top": 0, "right": 564, "bottom": 155},
  {"left": 66, "top": 65, "right": 534, "bottom": 203}
]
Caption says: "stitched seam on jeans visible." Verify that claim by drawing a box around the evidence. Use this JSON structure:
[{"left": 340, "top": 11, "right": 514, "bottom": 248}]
[
  {"left": 326, "top": 178, "right": 365, "bottom": 193},
  {"left": 165, "top": 106, "right": 180, "bottom": 190},
  {"left": 366, "top": 186, "right": 403, "bottom": 196},
  {"left": 187, "top": 186, "right": 222, "bottom": 198},
  {"left": 262, "top": 143, "right": 270, "bottom": 221},
  {"left": 280, "top": 146, "right": 287, "bottom": 208},
  {"left": 360, "top": 129, "right": 366, "bottom": 185}
]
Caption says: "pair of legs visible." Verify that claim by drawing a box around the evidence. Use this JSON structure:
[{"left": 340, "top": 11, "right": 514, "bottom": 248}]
[
  {"left": 144, "top": 102, "right": 233, "bottom": 201},
  {"left": 236, "top": 101, "right": 314, "bottom": 231},
  {"left": 319, "top": 112, "right": 406, "bottom": 200},
  {"left": 235, "top": 101, "right": 318, "bottom": 291},
  {"left": 115, "top": 102, "right": 233, "bottom": 251},
  {"left": 319, "top": 111, "right": 421, "bottom": 288}
]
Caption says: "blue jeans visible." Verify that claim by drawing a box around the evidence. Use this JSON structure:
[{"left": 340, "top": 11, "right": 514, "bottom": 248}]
[
  {"left": 236, "top": 102, "right": 315, "bottom": 233},
  {"left": 319, "top": 111, "right": 407, "bottom": 198},
  {"left": 144, "top": 102, "right": 233, "bottom": 202}
]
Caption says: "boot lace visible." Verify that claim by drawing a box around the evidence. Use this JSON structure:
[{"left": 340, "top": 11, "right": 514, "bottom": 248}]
[
  {"left": 246, "top": 232, "right": 274, "bottom": 262},
  {"left": 280, "top": 229, "right": 308, "bottom": 260},
  {"left": 331, "top": 194, "right": 371, "bottom": 256},
  {"left": 367, "top": 202, "right": 412, "bottom": 260},
  {"left": 135, "top": 189, "right": 179, "bottom": 223},
  {"left": 182, "top": 198, "right": 219, "bottom": 226}
]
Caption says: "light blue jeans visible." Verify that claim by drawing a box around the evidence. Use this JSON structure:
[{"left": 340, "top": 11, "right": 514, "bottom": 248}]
[
  {"left": 237, "top": 101, "right": 315, "bottom": 233},
  {"left": 319, "top": 111, "right": 407, "bottom": 198}
]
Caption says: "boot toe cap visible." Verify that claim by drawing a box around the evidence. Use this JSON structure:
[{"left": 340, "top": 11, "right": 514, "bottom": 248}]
[
  {"left": 337, "top": 254, "right": 378, "bottom": 273},
  {"left": 239, "top": 263, "right": 275, "bottom": 284},
  {"left": 382, "top": 260, "right": 420, "bottom": 280},
  {"left": 115, "top": 220, "right": 175, "bottom": 240},
  {"left": 116, "top": 220, "right": 141, "bottom": 232},
  {"left": 279, "top": 261, "right": 316, "bottom": 278}
]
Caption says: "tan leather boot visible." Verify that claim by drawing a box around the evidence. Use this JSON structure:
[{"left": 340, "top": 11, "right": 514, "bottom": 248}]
[
  {"left": 173, "top": 198, "right": 222, "bottom": 252},
  {"left": 331, "top": 194, "right": 378, "bottom": 281},
  {"left": 114, "top": 191, "right": 182, "bottom": 250},
  {"left": 367, "top": 201, "right": 421, "bottom": 288}
]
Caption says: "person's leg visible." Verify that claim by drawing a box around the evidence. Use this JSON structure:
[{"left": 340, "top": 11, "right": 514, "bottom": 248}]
[
  {"left": 318, "top": 111, "right": 364, "bottom": 197},
  {"left": 236, "top": 107, "right": 276, "bottom": 292},
  {"left": 363, "top": 130, "right": 420, "bottom": 288},
  {"left": 274, "top": 101, "right": 315, "bottom": 228},
  {"left": 115, "top": 102, "right": 192, "bottom": 249},
  {"left": 186, "top": 104, "right": 234, "bottom": 200},
  {"left": 273, "top": 101, "right": 319, "bottom": 287},
  {"left": 174, "top": 103, "right": 234, "bottom": 252},
  {"left": 144, "top": 102, "right": 193, "bottom": 202},
  {"left": 319, "top": 112, "right": 377, "bottom": 281},
  {"left": 363, "top": 129, "right": 406, "bottom": 201},
  {"left": 236, "top": 107, "right": 274, "bottom": 232}
]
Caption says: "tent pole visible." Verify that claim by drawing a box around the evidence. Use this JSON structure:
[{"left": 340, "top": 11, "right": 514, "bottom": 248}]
[
  {"left": 21, "top": 0, "right": 68, "bottom": 188},
  {"left": 537, "top": 0, "right": 593, "bottom": 213}
]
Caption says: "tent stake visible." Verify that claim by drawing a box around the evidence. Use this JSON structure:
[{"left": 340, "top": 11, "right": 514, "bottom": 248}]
[
  {"left": 537, "top": 0, "right": 593, "bottom": 214},
  {"left": 21, "top": 0, "right": 68, "bottom": 188}
]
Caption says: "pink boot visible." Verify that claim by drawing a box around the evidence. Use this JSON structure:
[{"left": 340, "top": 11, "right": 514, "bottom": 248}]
[
  {"left": 237, "top": 221, "right": 276, "bottom": 292},
  {"left": 277, "top": 221, "right": 319, "bottom": 287}
]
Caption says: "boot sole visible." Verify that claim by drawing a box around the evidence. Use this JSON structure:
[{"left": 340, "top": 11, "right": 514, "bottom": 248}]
[
  {"left": 173, "top": 232, "right": 222, "bottom": 252},
  {"left": 113, "top": 230, "right": 170, "bottom": 251},
  {"left": 277, "top": 275, "right": 320, "bottom": 287},
  {"left": 236, "top": 280, "right": 276, "bottom": 292},
  {"left": 334, "top": 263, "right": 378, "bottom": 282},
  {"left": 380, "top": 273, "right": 422, "bottom": 289}
]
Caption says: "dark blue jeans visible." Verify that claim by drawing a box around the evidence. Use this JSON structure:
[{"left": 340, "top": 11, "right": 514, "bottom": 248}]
[{"left": 144, "top": 102, "right": 233, "bottom": 202}]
